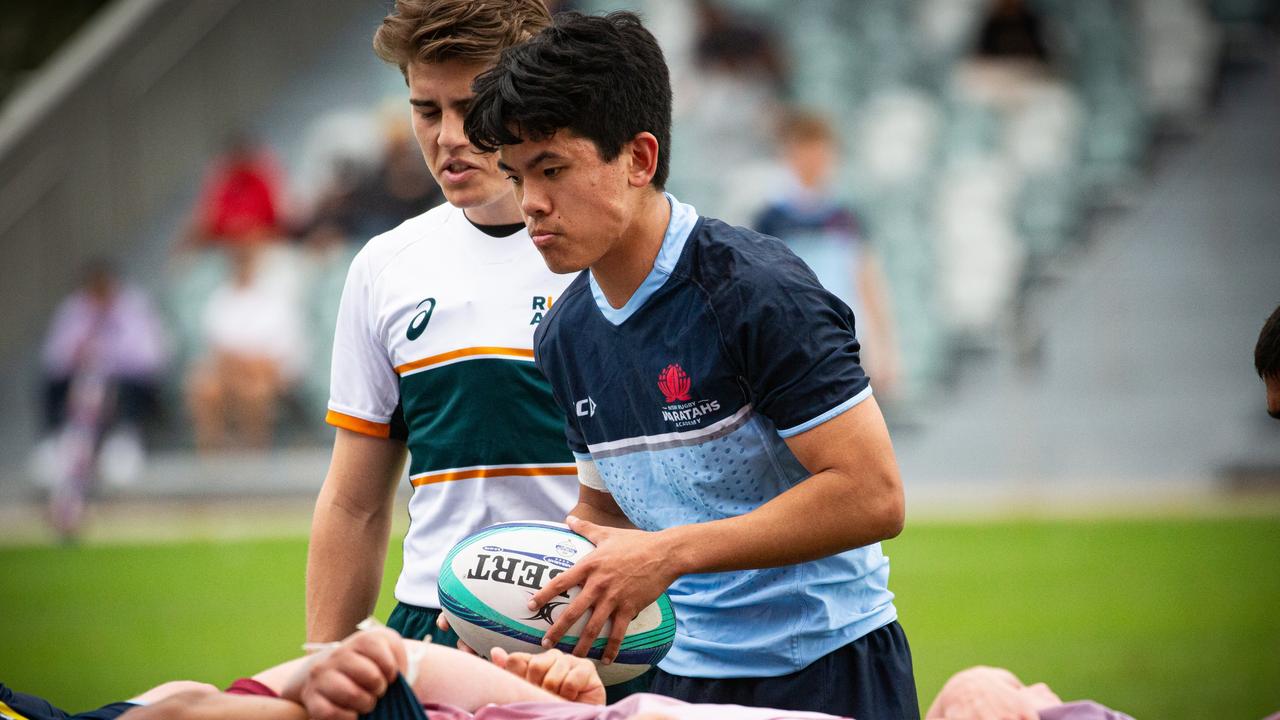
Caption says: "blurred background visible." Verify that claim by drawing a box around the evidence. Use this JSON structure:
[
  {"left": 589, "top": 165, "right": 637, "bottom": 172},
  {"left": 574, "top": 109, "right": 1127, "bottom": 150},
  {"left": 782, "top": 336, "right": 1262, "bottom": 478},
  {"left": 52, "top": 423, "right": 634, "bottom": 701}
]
[{"left": 0, "top": 0, "right": 1277, "bottom": 717}]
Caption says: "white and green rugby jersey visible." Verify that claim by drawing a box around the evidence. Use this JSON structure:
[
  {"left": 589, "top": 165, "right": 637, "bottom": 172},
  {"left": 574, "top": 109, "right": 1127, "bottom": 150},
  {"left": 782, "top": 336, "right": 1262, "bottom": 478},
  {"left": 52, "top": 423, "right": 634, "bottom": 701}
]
[{"left": 326, "top": 202, "right": 579, "bottom": 609}]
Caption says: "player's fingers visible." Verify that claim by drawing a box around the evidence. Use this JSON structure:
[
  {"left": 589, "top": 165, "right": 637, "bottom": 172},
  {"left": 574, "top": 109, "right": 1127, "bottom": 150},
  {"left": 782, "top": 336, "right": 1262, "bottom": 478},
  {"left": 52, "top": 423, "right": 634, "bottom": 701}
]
[
  {"left": 302, "top": 691, "right": 358, "bottom": 720},
  {"left": 456, "top": 637, "right": 477, "bottom": 655},
  {"left": 351, "top": 630, "right": 405, "bottom": 681},
  {"left": 572, "top": 605, "right": 611, "bottom": 657},
  {"left": 561, "top": 658, "right": 598, "bottom": 702},
  {"left": 310, "top": 669, "right": 380, "bottom": 716},
  {"left": 436, "top": 614, "right": 451, "bottom": 632},
  {"left": 565, "top": 514, "right": 605, "bottom": 543},
  {"left": 539, "top": 650, "right": 572, "bottom": 696},
  {"left": 542, "top": 588, "right": 594, "bottom": 648},
  {"left": 529, "top": 565, "right": 584, "bottom": 612},
  {"left": 601, "top": 606, "right": 633, "bottom": 664},
  {"left": 489, "top": 646, "right": 510, "bottom": 670},
  {"left": 500, "top": 650, "right": 531, "bottom": 680},
  {"left": 331, "top": 651, "right": 393, "bottom": 695},
  {"left": 524, "top": 648, "right": 558, "bottom": 687}
]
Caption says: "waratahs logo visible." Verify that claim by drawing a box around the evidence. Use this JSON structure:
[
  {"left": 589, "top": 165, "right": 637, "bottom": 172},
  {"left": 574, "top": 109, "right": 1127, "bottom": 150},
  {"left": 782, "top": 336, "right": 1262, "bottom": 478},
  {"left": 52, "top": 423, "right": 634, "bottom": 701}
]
[{"left": 658, "top": 364, "right": 693, "bottom": 403}]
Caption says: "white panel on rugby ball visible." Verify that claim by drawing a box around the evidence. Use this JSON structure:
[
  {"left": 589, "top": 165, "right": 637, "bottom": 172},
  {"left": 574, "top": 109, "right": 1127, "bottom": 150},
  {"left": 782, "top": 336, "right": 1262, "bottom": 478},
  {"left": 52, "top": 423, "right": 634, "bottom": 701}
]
[{"left": 438, "top": 520, "right": 675, "bottom": 685}]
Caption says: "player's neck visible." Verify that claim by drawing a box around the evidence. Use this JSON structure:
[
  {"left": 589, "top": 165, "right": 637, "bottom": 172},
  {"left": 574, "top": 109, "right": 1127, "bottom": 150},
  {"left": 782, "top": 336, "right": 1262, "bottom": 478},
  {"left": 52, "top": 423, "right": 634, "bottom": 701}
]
[
  {"left": 591, "top": 191, "right": 671, "bottom": 310},
  {"left": 462, "top": 194, "right": 524, "bottom": 227}
]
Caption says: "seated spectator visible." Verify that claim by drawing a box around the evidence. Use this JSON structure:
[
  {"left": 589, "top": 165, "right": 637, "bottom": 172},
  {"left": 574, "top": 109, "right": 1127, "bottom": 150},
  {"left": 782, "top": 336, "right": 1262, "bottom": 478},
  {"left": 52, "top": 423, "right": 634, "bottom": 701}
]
[
  {"left": 3, "top": 627, "right": 1139, "bottom": 720},
  {"left": 185, "top": 132, "right": 284, "bottom": 249},
  {"left": 33, "top": 259, "right": 168, "bottom": 486},
  {"left": 754, "top": 111, "right": 902, "bottom": 397},
  {"left": 302, "top": 127, "right": 443, "bottom": 249},
  {"left": 185, "top": 242, "right": 305, "bottom": 452}
]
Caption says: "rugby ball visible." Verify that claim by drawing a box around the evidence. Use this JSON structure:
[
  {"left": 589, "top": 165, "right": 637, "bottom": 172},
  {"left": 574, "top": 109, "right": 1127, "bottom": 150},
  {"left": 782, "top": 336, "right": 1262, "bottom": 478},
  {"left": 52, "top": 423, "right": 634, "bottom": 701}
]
[{"left": 438, "top": 520, "right": 676, "bottom": 685}]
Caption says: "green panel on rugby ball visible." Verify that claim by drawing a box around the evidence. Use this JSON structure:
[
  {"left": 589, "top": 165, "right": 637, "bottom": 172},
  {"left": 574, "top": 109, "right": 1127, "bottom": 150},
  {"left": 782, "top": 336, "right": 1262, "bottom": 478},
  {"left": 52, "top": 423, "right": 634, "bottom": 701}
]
[{"left": 438, "top": 520, "right": 676, "bottom": 685}]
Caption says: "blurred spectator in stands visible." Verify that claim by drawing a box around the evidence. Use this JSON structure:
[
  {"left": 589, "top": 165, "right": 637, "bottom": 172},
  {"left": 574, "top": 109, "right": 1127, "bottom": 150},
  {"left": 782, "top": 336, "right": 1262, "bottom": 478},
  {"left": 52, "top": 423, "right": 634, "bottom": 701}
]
[
  {"left": 693, "top": 0, "right": 786, "bottom": 91},
  {"left": 185, "top": 132, "right": 284, "bottom": 248},
  {"left": 754, "top": 111, "right": 902, "bottom": 398},
  {"left": 977, "top": 0, "right": 1050, "bottom": 62},
  {"left": 673, "top": 0, "right": 787, "bottom": 223},
  {"left": 302, "top": 121, "right": 443, "bottom": 249},
  {"left": 32, "top": 259, "right": 168, "bottom": 485},
  {"left": 1256, "top": 304, "right": 1280, "bottom": 420},
  {"left": 185, "top": 242, "right": 305, "bottom": 452},
  {"left": 348, "top": 131, "right": 443, "bottom": 240}
]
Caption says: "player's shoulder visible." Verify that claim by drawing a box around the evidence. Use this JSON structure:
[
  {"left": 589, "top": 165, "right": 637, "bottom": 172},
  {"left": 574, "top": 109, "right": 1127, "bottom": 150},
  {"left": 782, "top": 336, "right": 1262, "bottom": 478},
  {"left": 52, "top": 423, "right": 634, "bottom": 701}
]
[
  {"left": 349, "top": 201, "right": 457, "bottom": 280},
  {"left": 683, "top": 216, "right": 820, "bottom": 298}
]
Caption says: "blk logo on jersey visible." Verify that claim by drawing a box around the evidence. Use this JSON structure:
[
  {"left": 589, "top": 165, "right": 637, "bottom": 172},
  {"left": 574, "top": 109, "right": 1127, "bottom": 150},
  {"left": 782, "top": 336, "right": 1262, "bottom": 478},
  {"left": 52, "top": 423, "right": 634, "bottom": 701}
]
[
  {"left": 658, "top": 364, "right": 692, "bottom": 402},
  {"left": 658, "top": 363, "right": 721, "bottom": 429},
  {"left": 406, "top": 297, "right": 436, "bottom": 340}
]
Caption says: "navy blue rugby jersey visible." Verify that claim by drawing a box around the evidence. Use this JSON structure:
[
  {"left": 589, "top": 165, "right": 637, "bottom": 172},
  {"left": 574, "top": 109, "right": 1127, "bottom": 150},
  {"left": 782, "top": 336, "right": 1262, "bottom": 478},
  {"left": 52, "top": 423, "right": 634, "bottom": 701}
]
[{"left": 533, "top": 195, "right": 896, "bottom": 678}]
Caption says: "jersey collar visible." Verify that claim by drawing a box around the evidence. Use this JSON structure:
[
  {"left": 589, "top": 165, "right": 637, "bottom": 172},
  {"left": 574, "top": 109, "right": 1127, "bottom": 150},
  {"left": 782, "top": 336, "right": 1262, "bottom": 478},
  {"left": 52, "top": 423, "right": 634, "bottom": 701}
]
[{"left": 588, "top": 193, "right": 699, "bottom": 326}]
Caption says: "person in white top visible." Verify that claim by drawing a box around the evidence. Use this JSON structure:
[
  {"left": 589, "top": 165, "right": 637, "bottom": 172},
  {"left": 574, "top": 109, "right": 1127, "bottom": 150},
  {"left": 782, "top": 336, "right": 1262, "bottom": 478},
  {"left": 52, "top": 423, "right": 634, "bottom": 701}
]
[
  {"left": 305, "top": 0, "right": 578, "bottom": 658},
  {"left": 187, "top": 241, "right": 306, "bottom": 451}
]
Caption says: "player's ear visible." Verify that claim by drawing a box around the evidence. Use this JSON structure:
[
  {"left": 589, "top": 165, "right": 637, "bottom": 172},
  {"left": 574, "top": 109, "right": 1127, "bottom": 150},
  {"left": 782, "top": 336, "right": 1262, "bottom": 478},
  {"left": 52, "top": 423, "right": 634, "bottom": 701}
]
[{"left": 625, "top": 132, "right": 659, "bottom": 189}]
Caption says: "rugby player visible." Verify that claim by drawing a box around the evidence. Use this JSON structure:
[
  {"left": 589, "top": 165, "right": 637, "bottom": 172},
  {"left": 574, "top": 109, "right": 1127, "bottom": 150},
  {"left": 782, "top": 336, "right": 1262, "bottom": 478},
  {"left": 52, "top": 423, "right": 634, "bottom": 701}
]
[
  {"left": 464, "top": 12, "right": 916, "bottom": 719},
  {"left": 307, "top": 0, "right": 578, "bottom": 651}
]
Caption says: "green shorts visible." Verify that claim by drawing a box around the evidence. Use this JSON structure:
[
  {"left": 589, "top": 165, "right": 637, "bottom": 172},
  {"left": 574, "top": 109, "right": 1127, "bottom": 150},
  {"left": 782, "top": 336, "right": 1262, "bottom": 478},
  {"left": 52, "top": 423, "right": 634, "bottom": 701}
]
[{"left": 384, "top": 601, "right": 654, "bottom": 703}]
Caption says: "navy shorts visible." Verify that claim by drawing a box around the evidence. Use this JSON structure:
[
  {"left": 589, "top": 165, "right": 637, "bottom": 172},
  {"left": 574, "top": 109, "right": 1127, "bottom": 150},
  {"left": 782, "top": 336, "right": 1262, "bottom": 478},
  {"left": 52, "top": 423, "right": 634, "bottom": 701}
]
[
  {"left": 0, "top": 684, "right": 134, "bottom": 720},
  {"left": 650, "top": 620, "right": 920, "bottom": 720}
]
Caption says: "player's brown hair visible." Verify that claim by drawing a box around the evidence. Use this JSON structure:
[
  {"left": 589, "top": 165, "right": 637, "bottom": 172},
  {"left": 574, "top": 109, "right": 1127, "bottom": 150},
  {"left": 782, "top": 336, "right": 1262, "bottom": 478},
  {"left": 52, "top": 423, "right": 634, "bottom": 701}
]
[{"left": 373, "top": 0, "right": 552, "bottom": 74}]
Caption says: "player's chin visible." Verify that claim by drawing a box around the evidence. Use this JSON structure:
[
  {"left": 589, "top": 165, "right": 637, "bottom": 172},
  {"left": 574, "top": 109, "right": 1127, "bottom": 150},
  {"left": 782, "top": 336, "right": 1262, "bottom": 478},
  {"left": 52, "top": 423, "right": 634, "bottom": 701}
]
[
  {"left": 440, "top": 182, "right": 501, "bottom": 209},
  {"left": 537, "top": 247, "right": 586, "bottom": 275}
]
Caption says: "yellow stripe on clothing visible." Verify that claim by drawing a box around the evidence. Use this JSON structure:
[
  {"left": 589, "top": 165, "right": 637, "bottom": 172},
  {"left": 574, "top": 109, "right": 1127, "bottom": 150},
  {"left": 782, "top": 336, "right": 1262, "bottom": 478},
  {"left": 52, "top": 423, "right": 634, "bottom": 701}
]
[
  {"left": 410, "top": 464, "right": 577, "bottom": 487},
  {"left": 395, "top": 346, "right": 534, "bottom": 375},
  {"left": 0, "top": 701, "right": 33, "bottom": 720},
  {"left": 326, "top": 409, "right": 392, "bottom": 438}
]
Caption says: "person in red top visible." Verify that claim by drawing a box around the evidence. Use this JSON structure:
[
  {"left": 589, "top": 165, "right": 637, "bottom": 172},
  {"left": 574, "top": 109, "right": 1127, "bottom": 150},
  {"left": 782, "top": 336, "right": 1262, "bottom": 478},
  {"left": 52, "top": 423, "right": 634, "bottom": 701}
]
[{"left": 189, "top": 132, "right": 283, "bottom": 246}]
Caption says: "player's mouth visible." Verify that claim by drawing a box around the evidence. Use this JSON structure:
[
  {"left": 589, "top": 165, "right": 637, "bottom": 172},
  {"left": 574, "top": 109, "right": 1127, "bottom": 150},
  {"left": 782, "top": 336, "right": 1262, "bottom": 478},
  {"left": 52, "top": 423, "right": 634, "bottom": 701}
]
[
  {"left": 440, "top": 158, "right": 480, "bottom": 184},
  {"left": 528, "top": 227, "right": 561, "bottom": 248}
]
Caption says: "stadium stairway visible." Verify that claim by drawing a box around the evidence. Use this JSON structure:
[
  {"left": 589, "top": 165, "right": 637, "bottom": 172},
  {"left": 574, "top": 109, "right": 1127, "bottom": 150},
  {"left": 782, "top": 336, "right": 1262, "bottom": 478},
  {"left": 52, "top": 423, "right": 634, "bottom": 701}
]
[{"left": 893, "top": 47, "right": 1280, "bottom": 515}]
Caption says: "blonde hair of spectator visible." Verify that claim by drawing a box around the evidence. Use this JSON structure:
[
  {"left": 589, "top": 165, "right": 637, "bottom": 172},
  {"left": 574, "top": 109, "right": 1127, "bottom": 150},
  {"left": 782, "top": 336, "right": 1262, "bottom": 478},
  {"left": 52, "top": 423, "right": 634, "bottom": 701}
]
[{"left": 373, "top": 0, "right": 553, "bottom": 74}]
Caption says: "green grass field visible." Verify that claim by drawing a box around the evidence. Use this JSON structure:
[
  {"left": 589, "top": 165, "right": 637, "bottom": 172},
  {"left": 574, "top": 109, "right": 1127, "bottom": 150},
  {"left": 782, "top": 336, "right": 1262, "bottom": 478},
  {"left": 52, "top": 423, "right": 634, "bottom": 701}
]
[{"left": 2, "top": 515, "right": 1278, "bottom": 719}]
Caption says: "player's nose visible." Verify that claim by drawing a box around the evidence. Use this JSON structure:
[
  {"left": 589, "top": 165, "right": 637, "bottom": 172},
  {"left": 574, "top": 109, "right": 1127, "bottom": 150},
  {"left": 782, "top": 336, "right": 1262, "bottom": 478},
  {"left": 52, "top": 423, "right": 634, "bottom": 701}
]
[
  {"left": 438, "top": 111, "right": 469, "bottom": 150},
  {"left": 520, "top": 183, "right": 550, "bottom": 217}
]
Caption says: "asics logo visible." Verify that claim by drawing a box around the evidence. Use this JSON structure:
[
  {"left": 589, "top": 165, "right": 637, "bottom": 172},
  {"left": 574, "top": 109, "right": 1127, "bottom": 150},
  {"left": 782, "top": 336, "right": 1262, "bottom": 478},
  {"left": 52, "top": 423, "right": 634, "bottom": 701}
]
[{"left": 406, "top": 297, "right": 436, "bottom": 341}]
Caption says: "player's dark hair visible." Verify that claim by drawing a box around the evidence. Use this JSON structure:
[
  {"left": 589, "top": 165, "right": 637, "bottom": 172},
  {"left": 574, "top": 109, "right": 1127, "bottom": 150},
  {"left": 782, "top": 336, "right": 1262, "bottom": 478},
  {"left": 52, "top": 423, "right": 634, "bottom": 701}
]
[
  {"left": 1256, "top": 305, "right": 1280, "bottom": 380},
  {"left": 464, "top": 11, "right": 673, "bottom": 189}
]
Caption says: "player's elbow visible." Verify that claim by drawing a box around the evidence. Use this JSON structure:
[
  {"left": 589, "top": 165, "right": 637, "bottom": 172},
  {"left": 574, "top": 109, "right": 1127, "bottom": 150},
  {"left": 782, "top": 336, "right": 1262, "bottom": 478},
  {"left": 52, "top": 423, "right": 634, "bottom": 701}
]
[{"left": 869, "top": 468, "right": 905, "bottom": 541}]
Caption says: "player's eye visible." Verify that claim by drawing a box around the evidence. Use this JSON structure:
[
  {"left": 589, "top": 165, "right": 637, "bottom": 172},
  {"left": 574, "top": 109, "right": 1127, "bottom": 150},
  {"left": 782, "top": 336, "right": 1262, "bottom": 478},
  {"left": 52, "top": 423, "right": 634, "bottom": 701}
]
[
  {"left": 505, "top": 174, "right": 523, "bottom": 186},
  {"left": 543, "top": 167, "right": 561, "bottom": 179}
]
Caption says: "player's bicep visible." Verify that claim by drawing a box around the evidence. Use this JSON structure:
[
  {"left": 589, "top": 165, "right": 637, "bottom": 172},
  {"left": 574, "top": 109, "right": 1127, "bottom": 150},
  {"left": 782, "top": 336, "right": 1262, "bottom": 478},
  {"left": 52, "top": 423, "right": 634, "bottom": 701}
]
[{"left": 782, "top": 395, "right": 903, "bottom": 536}]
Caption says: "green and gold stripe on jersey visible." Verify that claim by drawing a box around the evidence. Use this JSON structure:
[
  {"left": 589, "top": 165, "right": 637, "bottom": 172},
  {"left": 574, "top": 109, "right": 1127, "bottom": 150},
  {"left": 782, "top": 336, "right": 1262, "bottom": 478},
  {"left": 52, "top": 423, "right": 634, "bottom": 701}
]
[{"left": 395, "top": 345, "right": 570, "bottom": 481}]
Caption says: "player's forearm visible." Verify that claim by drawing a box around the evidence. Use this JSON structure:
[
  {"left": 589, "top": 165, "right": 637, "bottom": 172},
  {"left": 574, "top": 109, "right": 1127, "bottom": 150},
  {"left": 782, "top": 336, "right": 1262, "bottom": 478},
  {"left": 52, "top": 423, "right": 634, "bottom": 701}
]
[
  {"left": 662, "top": 466, "right": 903, "bottom": 576},
  {"left": 306, "top": 494, "right": 393, "bottom": 642},
  {"left": 568, "top": 498, "right": 636, "bottom": 530},
  {"left": 413, "top": 643, "right": 562, "bottom": 710}
]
